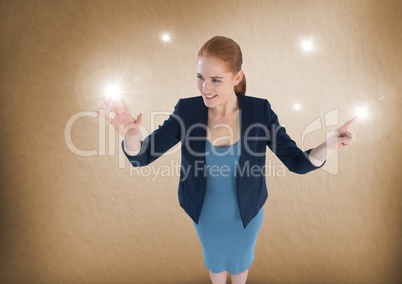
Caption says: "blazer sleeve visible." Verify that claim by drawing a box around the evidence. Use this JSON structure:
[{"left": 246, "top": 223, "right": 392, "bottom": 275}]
[
  {"left": 265, "top": 99, "right": 326, "bottom": 174},
  {"left": 121, "top": 99, "right": 182, "bottom": 167}
]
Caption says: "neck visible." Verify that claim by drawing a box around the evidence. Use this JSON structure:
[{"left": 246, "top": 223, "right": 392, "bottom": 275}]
[{"left": 210, "top": 93, "right": 239, "bottom": 117}]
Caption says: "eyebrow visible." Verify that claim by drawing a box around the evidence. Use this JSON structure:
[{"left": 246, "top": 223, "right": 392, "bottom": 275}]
[{"left": 197, "top": 73, "right": 224, "bottom": 79}]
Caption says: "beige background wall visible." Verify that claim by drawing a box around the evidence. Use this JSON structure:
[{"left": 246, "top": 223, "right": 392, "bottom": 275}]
[{"left": 1, "top": 0, "right": 401, "bottom": 283}]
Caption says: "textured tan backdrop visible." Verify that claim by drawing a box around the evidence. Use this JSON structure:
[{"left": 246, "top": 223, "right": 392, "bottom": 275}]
[{"left": 0, "top": 0, "right": 401, "bottom": 283}]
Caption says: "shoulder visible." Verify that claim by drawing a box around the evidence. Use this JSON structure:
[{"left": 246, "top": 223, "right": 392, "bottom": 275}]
[
  {"left": 178, "top": 95, "right": 203, "bottom": 105},
  {"left": 169, "top": 96, "right": 203, "bottom": 114},
  {"left": 239, "top": 95, "right": 272, "bottom": 113},
  {"left": 240, "top": 95, "right": 268, "bottom": 104},
  {"left": 172, "top": 96, "right": 205, "bottom": 118}
]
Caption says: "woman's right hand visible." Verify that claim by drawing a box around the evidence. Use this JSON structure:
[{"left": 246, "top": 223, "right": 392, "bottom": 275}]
[{"left": 97, "top": 97, "right": 143, "bottom": 138}]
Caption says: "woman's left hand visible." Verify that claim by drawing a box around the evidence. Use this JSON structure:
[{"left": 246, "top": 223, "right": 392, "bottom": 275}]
[{"left": 327, "top": 116, "right": 357, "bottom": 150}]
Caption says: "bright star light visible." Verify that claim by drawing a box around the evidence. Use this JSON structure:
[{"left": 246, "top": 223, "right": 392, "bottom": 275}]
[
  {"left": 105, "top": 84, "right": 121, "bottom": 100},
  {"left": 162, "top": 34, "right": 170, "bottom": 42},
  {"left": 354, "top": 106, "right": 369, "bottom": 119},
  {"left": 301, "top": 39, "right": 314, "bottom": 52}
]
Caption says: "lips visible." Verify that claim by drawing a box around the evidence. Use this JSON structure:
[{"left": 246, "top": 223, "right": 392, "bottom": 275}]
[{"left": 204, "top": 93, "right": 217, "bottom": 99}]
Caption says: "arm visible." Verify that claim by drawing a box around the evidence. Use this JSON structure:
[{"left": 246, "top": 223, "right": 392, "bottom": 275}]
[
  {"left": 308, "top": 117, "right": 357, "bottom": 166},
  {"left": 123, "top": 129, "right": 142, "bottom": 156},
  {"left": 265, "top": 99, "right": 326, "bottom": 174},
  {"left": 308, "top": 141, "right": 330, "bottom": 167},
  {"left": 121, "top": 99, "right": 183, "bottom": 167}
]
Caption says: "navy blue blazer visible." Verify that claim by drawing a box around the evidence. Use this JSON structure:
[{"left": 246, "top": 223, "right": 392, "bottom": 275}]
[{"left": 121, "top": 93, "right": 325, "bottom": 228}]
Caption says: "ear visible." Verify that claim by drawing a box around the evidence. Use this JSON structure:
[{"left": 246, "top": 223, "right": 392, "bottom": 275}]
[{"left": 234, "top": 70, "right": 244, "bottom": 86}]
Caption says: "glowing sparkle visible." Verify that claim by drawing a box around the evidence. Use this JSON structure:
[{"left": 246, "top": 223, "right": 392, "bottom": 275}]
[
  {"left": 162, "top": 34, "right": 170, "bottom": 42},
  {"left": 300, "top": 39, "right": 315, "bottom": 52},
  {"left": 293, "top": 103, "right": 301, "bottom": 110},
  {"left": 354, "top": 106, "right": 369, "bottom": 119},
  {"left": 105, "top": 84, "right": 121, "bottom": 99}
]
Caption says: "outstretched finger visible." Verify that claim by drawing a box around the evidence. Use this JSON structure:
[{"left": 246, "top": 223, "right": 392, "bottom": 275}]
[
  {"left": 102, "top": 97, "right": 118, "bottom": 115},
  {"left": 109, "top": 97, "right": 124, "bottom": 117},
  {"left": 121, "top": 98, "right": 132, "bottom": 117},
  {"left": 97, "top": 110, "right": 113, "bottom": 124},
  {"left": 338, "top": 116, "right": 358, "bottom": 132}
]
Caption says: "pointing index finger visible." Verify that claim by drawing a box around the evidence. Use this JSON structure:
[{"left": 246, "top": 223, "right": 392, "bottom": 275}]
[{"left": 338, "top": 116, "right": 358, "bottom": 132}]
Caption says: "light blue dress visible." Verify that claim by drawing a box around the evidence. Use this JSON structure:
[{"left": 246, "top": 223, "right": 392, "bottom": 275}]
[{"left": 193, "top": 139, "right": 264, "bottom": 274}]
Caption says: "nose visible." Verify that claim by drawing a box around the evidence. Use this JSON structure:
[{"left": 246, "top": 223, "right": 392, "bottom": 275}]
[{"left": 202, "top": 81, "right": 212, "bottom": 94}]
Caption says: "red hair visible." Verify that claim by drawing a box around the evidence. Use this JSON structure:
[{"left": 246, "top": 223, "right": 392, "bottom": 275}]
[{"left": 198, "top": 36, "right": 246, "bottom": 96}]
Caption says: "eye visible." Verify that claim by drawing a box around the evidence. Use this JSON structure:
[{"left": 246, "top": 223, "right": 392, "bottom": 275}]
[
  {"left": 212, "top": 79, "right": 221, "bottom": 83},
  {"left": 197, "top": 75, "right": 204, "bottom": 80}
]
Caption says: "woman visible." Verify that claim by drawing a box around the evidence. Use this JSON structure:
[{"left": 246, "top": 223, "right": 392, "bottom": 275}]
[{"left": 98, "top": 36, "right": 356, "bottom": 284}]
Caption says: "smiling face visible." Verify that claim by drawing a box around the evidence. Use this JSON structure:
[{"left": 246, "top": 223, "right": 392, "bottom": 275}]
[{"left": 196, "top": 56, "right": 243, "bottom": 108}]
